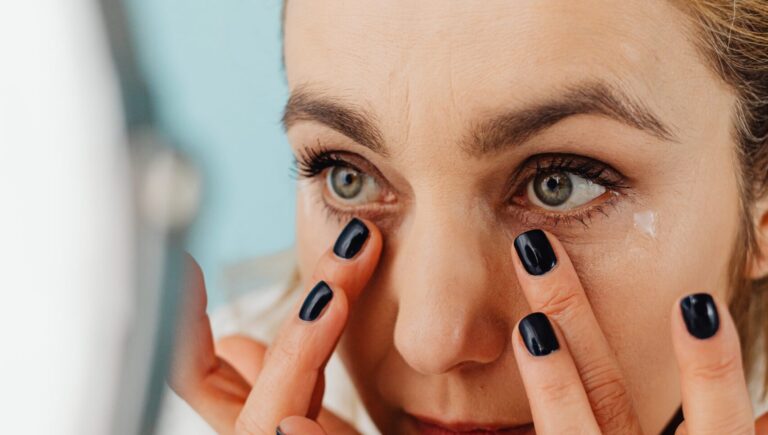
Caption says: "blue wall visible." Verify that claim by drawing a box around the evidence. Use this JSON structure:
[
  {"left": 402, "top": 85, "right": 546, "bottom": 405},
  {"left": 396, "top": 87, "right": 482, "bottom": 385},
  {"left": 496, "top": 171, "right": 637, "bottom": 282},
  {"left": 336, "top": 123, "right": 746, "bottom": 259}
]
[{"left": 126, "top": 0, "right": 294, "bottom": 307}]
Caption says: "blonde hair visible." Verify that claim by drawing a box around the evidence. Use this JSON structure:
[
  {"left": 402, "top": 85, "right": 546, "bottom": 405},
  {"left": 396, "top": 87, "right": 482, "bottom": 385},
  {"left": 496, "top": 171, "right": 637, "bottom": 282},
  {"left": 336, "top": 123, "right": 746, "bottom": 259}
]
[{"left": 672, "top": 0, "right": 768, "bottom": 398}]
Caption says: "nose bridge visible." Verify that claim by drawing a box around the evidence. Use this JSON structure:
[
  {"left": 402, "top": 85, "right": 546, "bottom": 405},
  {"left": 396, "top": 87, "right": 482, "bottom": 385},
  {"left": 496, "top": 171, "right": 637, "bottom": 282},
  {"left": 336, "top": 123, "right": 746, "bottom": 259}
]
[{"left": 392, "top": 195, "right": 511, "bottom": 375}]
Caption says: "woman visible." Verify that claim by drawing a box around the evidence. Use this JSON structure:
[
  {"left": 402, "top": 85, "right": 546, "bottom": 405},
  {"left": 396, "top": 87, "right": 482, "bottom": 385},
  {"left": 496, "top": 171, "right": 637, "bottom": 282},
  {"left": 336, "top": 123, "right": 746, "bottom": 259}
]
[{"left": 165, "top": 0, "right": 768, "bottom": 433}]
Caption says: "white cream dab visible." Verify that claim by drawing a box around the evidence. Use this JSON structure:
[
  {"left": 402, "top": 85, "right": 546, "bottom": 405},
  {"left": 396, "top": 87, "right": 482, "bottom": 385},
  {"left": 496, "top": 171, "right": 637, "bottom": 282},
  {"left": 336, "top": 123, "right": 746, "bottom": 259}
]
[{"left": 633, "top": 210, "right": 658, "bottom": 239}]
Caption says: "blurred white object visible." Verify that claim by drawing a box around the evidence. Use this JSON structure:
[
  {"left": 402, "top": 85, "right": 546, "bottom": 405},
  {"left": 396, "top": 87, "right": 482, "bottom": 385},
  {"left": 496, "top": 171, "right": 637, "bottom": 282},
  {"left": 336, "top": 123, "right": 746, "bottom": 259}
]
[{"left": 0, "top": 1, "right": 198, "bottom": 434}]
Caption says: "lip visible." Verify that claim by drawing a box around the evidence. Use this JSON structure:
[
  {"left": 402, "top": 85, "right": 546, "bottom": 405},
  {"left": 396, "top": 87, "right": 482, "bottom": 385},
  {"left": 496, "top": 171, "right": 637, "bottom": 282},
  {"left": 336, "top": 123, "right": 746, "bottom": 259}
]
[{"left": 407, "top": 413, "right": 535, "bottom": 435}]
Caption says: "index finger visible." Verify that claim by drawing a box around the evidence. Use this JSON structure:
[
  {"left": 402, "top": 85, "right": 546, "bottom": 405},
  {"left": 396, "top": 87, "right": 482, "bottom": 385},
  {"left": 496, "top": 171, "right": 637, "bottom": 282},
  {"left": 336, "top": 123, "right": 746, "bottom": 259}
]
[
  {"left": 510, "top": 229, "right": 642, "bottom": 434},
  {"left": 236, "top": 218, "right": 382, "bottom": 434}
]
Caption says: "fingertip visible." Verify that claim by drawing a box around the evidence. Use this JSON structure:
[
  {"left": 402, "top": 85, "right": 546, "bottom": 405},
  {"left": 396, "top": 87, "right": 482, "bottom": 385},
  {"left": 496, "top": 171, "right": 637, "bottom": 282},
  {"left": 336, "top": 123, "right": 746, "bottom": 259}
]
[
  {"left": 670, "top": 292, "right": 734, "bottom": 346},
  {"left": 671, "top": 292, "right": 745, "bottom": 385},
  {"left": 358, "top": 217, "right": 383, "bottom": 253},
  {"left": 519, "top": 312, "right": 564, "bottom": 357},
  {"left": 509, "top": 229, "right": 574, "bottom": 280},
  {"left": 313, "top": 218, "right": 383, "bottom": 301}
]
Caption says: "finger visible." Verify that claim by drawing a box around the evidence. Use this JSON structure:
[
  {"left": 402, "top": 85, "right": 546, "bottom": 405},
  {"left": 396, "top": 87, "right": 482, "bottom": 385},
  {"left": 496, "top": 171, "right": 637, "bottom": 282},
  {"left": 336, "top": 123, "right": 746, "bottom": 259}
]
[
  {"left": 512, "top": 312, "right": 601, "bottom": 435},
  {"left": 237, "top": 218, "right": 382, "bottom": 433},
  {"left": 215, "top": 335, "right": 268, "bottom": 385},
  {"left": 671, "top": 293, "right": 754, "bottom": 435},
  {"left": 168, "top": 255, "right": 251, "bottom": 434},
  {"left": 277, "top": 416, "right": 327, "bottom": 435},
  {"left": 510, "top": 229, "right": 642, "bottom": 434},
  {"left": 312, "top": 217, "right": 382, "bottom": 303},
  {"left": 756, "top": 412, "right": 768, "bottom": 435}
]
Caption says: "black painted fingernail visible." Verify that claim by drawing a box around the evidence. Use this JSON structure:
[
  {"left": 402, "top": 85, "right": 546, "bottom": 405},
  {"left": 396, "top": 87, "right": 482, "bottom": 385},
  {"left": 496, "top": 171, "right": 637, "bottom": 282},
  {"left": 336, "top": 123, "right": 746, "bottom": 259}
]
[
  {"left": 333, "top": 218, "right": 369, "bottom": 259},
  {"left": 514, "top": 229, "right": 557, "bottom": 276},
  {"left": 680, "top": 293, "right": 719, "bottom": 339},
  {"left": 299, "top": 281, "right": 334, "bottom": 321},
  {"left": 519, "top": 312, "right": 560, "bottom": 356},
  {"left": 276, "top": 426, "right": 286, "bottom": 435}
]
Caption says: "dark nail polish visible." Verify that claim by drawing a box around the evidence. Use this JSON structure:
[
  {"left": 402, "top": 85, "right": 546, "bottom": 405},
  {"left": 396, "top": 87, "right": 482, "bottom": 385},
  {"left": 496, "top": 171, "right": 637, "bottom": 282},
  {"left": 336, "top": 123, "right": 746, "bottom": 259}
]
[
  {"left": 333, "top": 218, "right": 369, "bottom": 259},
  {"left": 276, "top": 426, "right": 286, "bottom": 435},
  {"left": 514, "top": 229, "right": 557, "bottom": 276},
  {"left": 680, "top": 293, "right": 719, "bottom": 339},
  {"left": 519, "top": 312, "right": 560, "bottom": 356},
  {"left": 299, "top": 281, "right": 334, "bottom": 321}
]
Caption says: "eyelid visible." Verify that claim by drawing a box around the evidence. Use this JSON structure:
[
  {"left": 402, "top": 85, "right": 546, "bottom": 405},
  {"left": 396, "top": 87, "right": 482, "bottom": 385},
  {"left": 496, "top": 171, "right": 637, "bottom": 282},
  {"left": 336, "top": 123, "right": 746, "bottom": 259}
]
[
  {"left": 293, "top": 144, "right": 391, "bottom": 186},
  {"left": 506, "top": 153, "right": 628, "bottom": 199}
]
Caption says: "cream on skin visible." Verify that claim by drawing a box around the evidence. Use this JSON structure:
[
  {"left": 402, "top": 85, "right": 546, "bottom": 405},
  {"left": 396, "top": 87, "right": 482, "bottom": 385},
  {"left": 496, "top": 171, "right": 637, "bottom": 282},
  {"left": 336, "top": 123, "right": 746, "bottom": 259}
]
[{"left": 284, "top": 0, "right": 744, "bottom": 433}]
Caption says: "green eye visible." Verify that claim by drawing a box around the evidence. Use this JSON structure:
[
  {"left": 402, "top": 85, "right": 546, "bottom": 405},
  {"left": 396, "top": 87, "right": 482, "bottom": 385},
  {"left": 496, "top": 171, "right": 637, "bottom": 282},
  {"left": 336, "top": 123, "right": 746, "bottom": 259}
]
[
  {"left": 326, "top": 166, "right": 382, "bottom": 205},
  {"left": 527, "top": 171, "right": 606, "bottom": 211},
  {"left": 328, "top": 166, "right": 363, "bottom": 199},
  {"left": 533, "top": 172, "right": 573, "bottom": 206}
]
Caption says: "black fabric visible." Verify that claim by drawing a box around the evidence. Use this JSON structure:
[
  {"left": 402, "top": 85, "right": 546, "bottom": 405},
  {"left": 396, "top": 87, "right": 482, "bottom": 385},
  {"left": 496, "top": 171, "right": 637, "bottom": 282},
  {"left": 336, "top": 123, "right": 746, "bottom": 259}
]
[{"left": 660, "top": 405, "right": 684, "bottom": 435}]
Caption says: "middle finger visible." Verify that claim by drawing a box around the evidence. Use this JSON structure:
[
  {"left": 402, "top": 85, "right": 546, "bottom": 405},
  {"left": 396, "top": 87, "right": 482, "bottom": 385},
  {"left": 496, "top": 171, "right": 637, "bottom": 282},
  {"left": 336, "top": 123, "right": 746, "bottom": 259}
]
[{"left": 511, "top": 229, "right": 643, "bottom": 434}]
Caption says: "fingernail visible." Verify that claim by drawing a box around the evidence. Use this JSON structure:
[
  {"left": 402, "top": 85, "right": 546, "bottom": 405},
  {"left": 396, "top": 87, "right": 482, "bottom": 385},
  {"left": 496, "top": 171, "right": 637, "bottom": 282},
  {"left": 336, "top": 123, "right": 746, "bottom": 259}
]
[
  {"left": 333, "top": 218, "right": 369, "bottom": 259},
  {"left": 514, "top": 229, "right": 557, "bottom": 276},
  {"left": 519, "top": 312, "right": 560, "bottom": 356},
  {"left": 276, "top": 426, "right": 286, "bottom": 435},
  {"left": 299, "top": 281, "right": 334, "bottom": 321},
  {"left": 680, "top": 293, "right": 719, "bottom": 339}
]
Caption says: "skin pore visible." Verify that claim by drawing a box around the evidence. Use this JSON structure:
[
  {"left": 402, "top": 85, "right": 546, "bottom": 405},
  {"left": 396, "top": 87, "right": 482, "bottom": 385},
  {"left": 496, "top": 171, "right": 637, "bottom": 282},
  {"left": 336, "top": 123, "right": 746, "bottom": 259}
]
[{"left": 283, "top": 0, "right": 743, "bottom": 433}]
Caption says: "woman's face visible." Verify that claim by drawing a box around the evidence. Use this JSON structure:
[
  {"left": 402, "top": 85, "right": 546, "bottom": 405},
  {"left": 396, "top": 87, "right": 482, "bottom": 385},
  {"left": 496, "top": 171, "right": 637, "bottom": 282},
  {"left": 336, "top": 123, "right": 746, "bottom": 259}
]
[{"left": 284, "top": 0, "right": 741, "bottom": 433}]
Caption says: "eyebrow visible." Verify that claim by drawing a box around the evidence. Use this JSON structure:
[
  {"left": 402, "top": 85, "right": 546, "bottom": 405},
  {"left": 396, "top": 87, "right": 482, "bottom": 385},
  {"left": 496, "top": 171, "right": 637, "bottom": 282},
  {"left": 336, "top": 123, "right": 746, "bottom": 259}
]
[
  {"left": 463, "top": 81, "right": 677, "bottom": 156},
  {"left": 282, "top": 80, "right": 677, "bottom": 157},
  {"left": 282, "top": 86, "right": 388, "bottom": 156}
]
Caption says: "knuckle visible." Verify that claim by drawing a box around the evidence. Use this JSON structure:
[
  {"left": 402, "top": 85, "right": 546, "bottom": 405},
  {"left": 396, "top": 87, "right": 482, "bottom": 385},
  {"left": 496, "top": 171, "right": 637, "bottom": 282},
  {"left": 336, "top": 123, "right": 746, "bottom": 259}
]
[
  {"left": 234, "top": 411, "right": 271, "bottom": 435},
  {"left": 706, "top": 411, "right": 754, "bottom": 435},
  {"left": 688, "top": 353, "right": 741, "bottom": 382},
  {"left": 266, "top": 340, "right": 302, "bottom": 366},
  {"left": 580, "top": 358, "right": 637, "bottom": 431},
  {"left": 537, "top": 376, "right": 585, "bottom": 404},
  {"left": 588, "top": 376, "right": 635, "bottom": 429},
  {"left": 539, "top": 285, "right": 584, "bottom": 320}
]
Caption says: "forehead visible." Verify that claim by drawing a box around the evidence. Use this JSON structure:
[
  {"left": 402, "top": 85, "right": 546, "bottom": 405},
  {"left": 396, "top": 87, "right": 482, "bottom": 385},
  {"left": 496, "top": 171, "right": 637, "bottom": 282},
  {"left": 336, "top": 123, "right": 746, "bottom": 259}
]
[{"left": 283, "top": 0, "right": 719, "bottom": 145}]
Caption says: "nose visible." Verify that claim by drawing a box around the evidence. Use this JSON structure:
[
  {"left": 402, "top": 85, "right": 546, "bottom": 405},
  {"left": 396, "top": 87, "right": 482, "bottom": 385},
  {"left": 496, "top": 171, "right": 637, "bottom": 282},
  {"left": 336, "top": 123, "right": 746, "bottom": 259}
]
[{"left": 392, "top": 202, "right": 512, "bottom": 375}]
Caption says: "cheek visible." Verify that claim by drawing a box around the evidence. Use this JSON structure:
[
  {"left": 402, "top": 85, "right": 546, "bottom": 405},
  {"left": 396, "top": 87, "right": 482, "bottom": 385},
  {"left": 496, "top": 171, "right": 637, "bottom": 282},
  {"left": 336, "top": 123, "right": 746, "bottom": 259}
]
[
  {"left": 295, "top": 184, "right": 342, "bottom": 285},
  {"left": 558, "top": 180, "right": 740, "bottom": 429}
]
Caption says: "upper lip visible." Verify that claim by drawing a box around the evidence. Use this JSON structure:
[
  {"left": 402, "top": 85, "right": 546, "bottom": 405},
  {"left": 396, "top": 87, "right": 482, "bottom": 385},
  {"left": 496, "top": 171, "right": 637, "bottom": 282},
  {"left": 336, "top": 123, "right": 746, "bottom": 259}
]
[{"left": 407, "top": 412, "right": 532, "bottom": 433}]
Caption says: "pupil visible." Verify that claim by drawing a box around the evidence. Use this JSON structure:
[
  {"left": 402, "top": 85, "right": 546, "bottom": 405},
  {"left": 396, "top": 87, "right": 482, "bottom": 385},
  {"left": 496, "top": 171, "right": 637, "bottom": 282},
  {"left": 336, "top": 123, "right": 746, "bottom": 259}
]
[
  {"left": 533, "top": 171, "right": 572, "bottom": 206},
  {"left": 546, "top": 177, "right": 558, "bottom": 191},
  {"left": 330, "top": 166, "right": 363, "bottom": 199}
]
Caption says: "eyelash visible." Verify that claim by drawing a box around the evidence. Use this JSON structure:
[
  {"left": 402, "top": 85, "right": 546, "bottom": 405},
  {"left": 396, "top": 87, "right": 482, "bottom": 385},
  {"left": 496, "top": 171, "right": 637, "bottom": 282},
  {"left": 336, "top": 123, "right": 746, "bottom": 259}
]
[
  {"left": 291, "top": 145, "right": 388, "bottom": 224},
  {"left": 292, "top": 145, "right": 360, "bottom": 179},
  {"left": 505, "top": 154, "right": 630, "bottom": 228},
  {"left": 292, "top": 146, "right": 631, "bottom": 228}
]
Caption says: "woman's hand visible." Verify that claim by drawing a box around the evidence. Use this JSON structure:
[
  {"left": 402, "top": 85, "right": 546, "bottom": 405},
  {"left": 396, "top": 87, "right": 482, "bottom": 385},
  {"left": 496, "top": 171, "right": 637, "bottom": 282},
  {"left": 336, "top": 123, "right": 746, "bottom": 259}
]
[
  {"left": 509, "top": 229, "right": 768, "bottom": 435},
  {"left": 168, "top": 218, "right": 382, "bottom": 435}
]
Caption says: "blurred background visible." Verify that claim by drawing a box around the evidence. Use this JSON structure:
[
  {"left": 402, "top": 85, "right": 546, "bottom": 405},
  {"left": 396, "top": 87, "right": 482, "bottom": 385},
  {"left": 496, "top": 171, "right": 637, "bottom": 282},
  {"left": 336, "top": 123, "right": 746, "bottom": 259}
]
[
  {"left": 1, "top": 1, "right": 298, "bottom": 433},
  {"left": 126, "top": 0, "right": 294, "bottom": 308}
]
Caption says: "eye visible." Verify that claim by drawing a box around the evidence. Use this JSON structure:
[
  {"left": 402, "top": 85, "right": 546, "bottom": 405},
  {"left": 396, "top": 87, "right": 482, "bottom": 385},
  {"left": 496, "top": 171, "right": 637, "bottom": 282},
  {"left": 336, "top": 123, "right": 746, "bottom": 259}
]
[
  {"left": 527, "top": 170, "right": 607, "bottom": 211},
  {"left": 326, "top": 166, "right": 382, "bottom": 205}
]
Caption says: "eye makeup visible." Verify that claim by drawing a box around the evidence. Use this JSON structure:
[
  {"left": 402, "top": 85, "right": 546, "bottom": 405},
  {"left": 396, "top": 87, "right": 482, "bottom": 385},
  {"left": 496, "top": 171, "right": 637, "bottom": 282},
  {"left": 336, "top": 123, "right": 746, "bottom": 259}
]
[
  {"left": 292, "top": 144, "right": 397, "bottom": 224},
  {"left": 292, "top": 143, "right": 633, "bottom": 229},
  {"left": 505, "top": 153, "right": 632, "bottom": 228}
]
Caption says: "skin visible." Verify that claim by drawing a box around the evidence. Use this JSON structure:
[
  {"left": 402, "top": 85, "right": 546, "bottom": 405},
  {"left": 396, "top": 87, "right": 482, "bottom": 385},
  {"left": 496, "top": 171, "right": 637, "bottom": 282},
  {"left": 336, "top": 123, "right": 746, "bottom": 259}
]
[{"left": 168, "top": 0, "right": 768, "bottom": 434}]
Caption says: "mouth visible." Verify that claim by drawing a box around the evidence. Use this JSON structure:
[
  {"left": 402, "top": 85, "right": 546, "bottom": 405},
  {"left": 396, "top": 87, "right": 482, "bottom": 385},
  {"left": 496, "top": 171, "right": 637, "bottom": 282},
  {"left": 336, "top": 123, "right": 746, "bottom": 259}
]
[{"left": 406, "top": 413, "right": 535, "bottom": 435}]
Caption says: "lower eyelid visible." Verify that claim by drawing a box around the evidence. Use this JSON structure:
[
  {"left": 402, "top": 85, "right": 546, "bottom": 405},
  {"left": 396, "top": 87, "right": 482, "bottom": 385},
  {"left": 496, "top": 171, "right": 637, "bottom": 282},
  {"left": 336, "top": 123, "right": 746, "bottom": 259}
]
[{"left": 508, "top": 188, "right": 623, "bottom": 227}]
